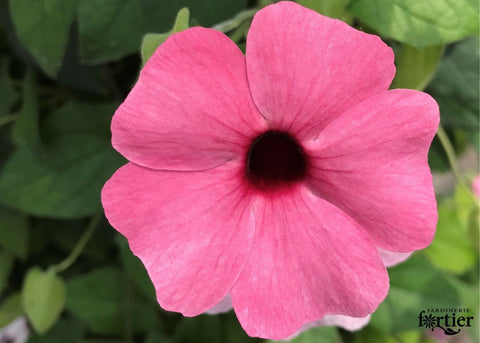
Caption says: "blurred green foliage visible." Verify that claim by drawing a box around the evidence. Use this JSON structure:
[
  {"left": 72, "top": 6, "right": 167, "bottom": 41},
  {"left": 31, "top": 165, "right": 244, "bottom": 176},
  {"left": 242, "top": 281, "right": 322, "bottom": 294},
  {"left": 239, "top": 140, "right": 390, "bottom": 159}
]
[
  {"left": 22, "top": 267, "right": 66, "bottom": 333},
  {"left": 0, "top": 0, "right": 478, "bottom": 342},
  {"left": 141, "top": 8, "right": 191, "bottom": 65},
  {"left": 348, "top": 0, "right": 479, "bottom": 47}
]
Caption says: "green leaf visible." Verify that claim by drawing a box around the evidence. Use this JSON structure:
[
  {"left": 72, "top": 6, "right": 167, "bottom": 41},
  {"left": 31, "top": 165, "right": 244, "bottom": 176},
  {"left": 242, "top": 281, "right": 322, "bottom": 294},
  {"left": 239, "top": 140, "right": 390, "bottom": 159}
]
[
  {"left": 66, "top": 267, "right": 159, "bottom": 335},
  {"left": 12, "top": 69, "right": 42, "bottom": 152},
  {"left": 140, "top": 33, "right": 170, "bottom": 65},
  {"left": 0, "top": 58, "right": 18, "bottom": 118},
  {"left": 424, "top": 184, "right": 479, "bottom": 273},
  {"left": 0, "top": 207, "right": 29, "bottom": 259},
  {"left": 351, "top": 327, "right": 398, "bottom": 343},
  {"left": 424, "top": 199, "right": 477, "bottom": 274},
  {"left": 0, "top": 141, "right": 120, "bottom": 218},
  {"left": 351, "top": 328, "right": 422, "bottom": 343},
  {"left": 428, "top": 136, "right": 450, "bottom": 172},
  {"left": 141, "top": 8, "right": 190, "bottom": 65},
  {"left": 0, "top": 128, "right": 15, "bottom": 172},
  {"left": 174, "top": 316, "right": 224, "bottom": 343},
  {"left": 297, "top": 0, "right": 353, "bottom": 23},
  {"left": 0, "top": 293, "right": 23, "bottom": 328},
  {"left": 185, "top": 0, "right": 248, "bottom": 27},
  {"left": 173, "top": 314, "right": 250, "bottom": 343},
  {"left": 454, "top": 185, "right": 478, "bottom": 226},
  {"left": 446, "top": 277, "right": 479, "bottom": 342},
  {"left": 370, "top": 255, "right": 461, "bottom": 333},
  {"left": 42, "top": 101, "right": 115, "bottom": 138},
  {"left": 77, "top": 0, "right": 156, "bottom": 64},
  {"left": 144, "top": 331, "right": 173, "bottom": 343},
  {"left": 396, "top": 330, "right": 423, "bottom": 343},
  {"left": 222, "top": 312, "right": 255, "bottom": 343},
  {"left": 116, "top": 235, "right": 156, "bottom": 301},
  {"left": 172, "top": 7, "right": 191, "bottom": 32},
  {"left": 22, "top": 267, "right": 66, "bottom": 334},
  {"left": 27, "top": 221, "right": 49, "bottom": 256},
  {"left": 8, "top": 0, "right": 76, "bottom": 76},
  {"left": 348, "top": 0, "right": 479, "bottom": 47},
  {"left": 0, "top": 251, "right": 14, "bottom": 297},
  {"left": 427, "top": 38, "right": 479, "bottom": 132},
  {"left": 26, "top": 318, "right": 86, "bottom": 343},
  {"left": 78, "top": 0, "right": 246, "bottom": 64},
  {"left": 391, "top": 44, "right": 444, "bottom": 90},
  {"left": 0, "top": 102, "right": 125, "bottom": 218},
  {"left": 270, "top": 326, "right": 339, "bottom": 343},
  {"left": 56, "top": 31, "right": 105, "bottom": 94}
]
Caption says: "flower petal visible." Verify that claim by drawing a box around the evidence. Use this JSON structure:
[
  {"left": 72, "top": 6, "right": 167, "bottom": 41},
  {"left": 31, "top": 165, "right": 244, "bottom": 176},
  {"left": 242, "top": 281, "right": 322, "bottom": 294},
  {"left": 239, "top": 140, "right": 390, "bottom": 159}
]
[
  {"left": 378, "top": 249, "right": 413, "bottom": 267},
  {"left": 101, "top": 162, "right": 255, "bottom": 315},
  {"left": 112, "top": 27, "right": 266, "bottom": 171},
  {"left": 315, "top": 314, "right": 371, "bottom": 331},
  {"left": 472, "top": 175, "right": 480, "bottom": 198},
  {"left": 231, "top": 187, "right": 388, "bottom": 339},
  {"left": 0, "top": 317, "right": 30, "bottom": 343},
  {"left": 205, "top": 294, "right": 233, "bottom": 315},
  {"left": 246, "top": 1, "right": 395, "bottom": 139},
  {"left": 305, "top": 89, "right": 439, "bottom": 251}
]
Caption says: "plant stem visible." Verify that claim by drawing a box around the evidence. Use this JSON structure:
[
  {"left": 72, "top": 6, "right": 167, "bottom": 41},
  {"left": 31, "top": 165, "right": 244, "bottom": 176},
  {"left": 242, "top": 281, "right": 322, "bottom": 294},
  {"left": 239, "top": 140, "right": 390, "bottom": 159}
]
[
  {"left": 435, "top": 125, "right": 463, "bottom": 185},
  {"left": 52, "top": 214, "right": 102, "bottom": 273},
  {"left": 212, "top": 8, "right": 257, "bottom": 32},
  {"left": 0, "top": 113, "right": 18, "bottom": 127},
  {"left": 229, "top": 20, "right": 250, "bottom": 43},
  {"left": 436, "top": 125, "right": 480, "bottom": 205}
]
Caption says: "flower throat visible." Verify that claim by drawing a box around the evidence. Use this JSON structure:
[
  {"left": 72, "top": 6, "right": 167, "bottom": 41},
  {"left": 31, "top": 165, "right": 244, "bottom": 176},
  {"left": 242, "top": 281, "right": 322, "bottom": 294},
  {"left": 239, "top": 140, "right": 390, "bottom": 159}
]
[{"left": 246, "top": 130, "right": 307, "bottom": 190}]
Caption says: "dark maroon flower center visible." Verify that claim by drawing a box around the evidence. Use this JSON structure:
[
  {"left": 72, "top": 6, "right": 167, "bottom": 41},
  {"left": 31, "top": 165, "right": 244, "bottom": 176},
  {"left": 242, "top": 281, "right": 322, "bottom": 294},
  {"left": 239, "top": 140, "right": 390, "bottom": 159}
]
[{"left": 246, "top": 130, "right": 307, "bottom": 190}]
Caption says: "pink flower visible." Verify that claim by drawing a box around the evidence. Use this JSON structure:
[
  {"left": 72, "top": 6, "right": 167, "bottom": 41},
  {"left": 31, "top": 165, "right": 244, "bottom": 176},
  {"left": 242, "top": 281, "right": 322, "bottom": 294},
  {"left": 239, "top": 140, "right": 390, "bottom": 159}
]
[
  {"left": 0, "top": 317, "right": 30, "bottom": 343},
  {"left": 101, "top": 2, "right": 439, "bottom": 339},
  {"left": 472, "top": 175, "right": 480, "bottom": 198}
]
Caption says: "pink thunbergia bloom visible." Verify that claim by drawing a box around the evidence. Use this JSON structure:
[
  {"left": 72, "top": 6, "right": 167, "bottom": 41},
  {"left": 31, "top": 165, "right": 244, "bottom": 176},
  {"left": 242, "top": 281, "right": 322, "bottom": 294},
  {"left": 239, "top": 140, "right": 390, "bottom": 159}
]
[
  {"left": 472, "top": 175, "right": 480, "bottom": 198},
  {"left": 101, "top": 2, "right": 439, "bottom": 339},
  {"left": 0, "top": 317, "right": 30, "bottom": 343}
]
